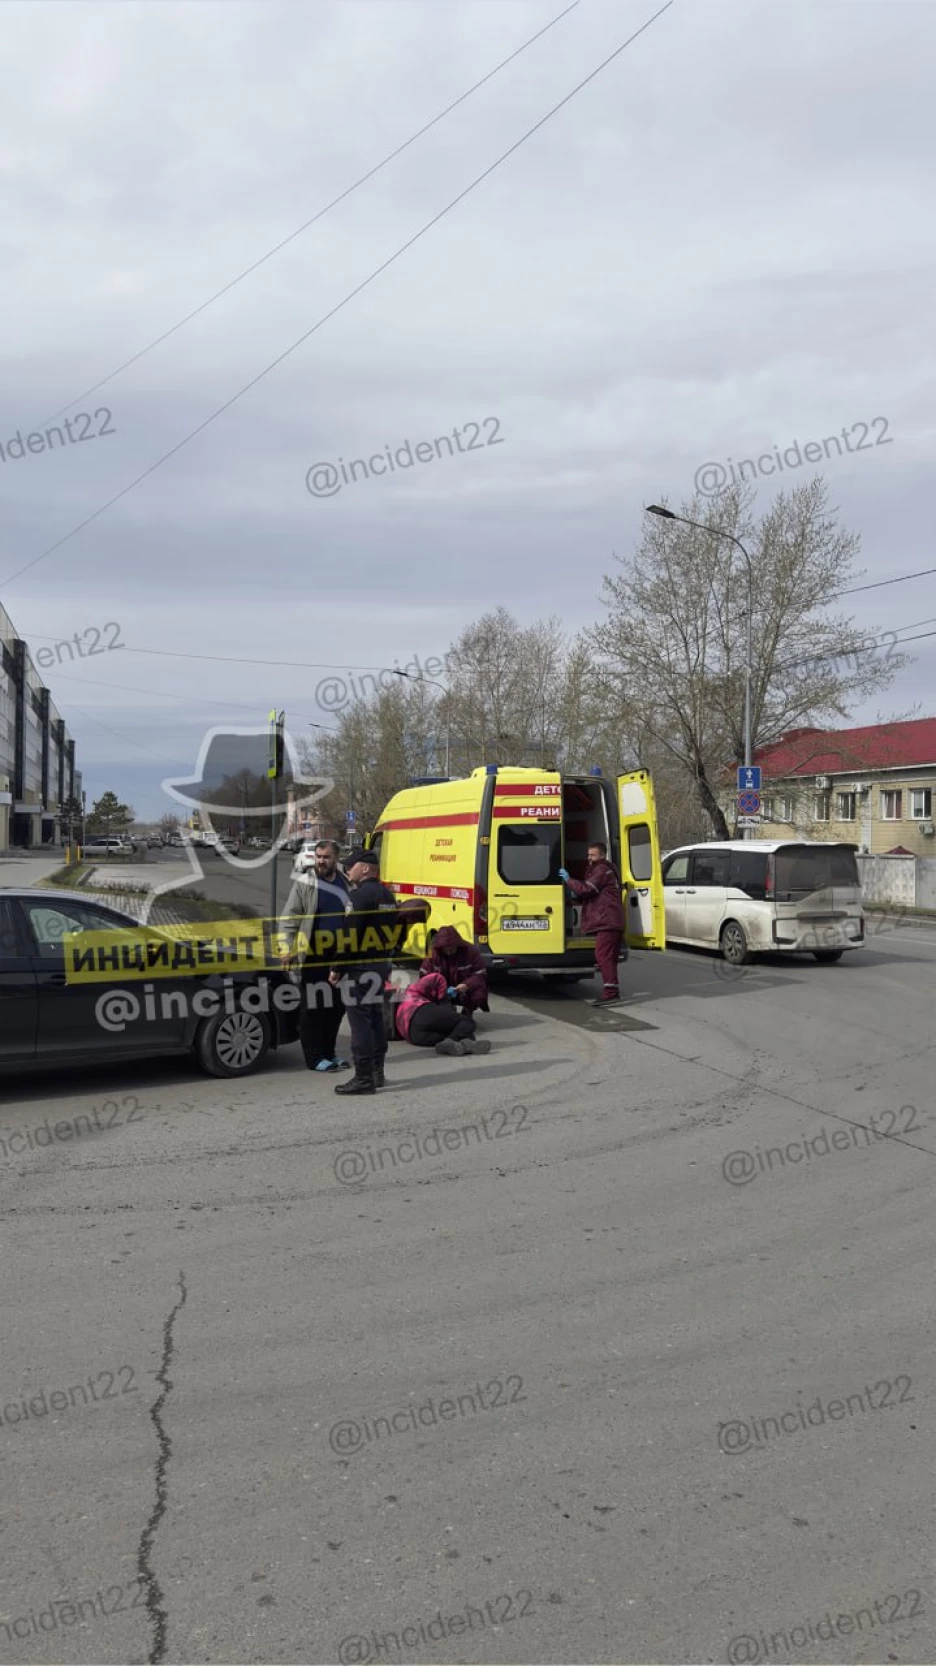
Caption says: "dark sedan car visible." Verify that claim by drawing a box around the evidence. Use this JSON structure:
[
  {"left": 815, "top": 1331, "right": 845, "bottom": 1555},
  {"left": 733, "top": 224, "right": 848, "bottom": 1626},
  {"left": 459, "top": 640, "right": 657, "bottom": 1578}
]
[{"left": 0, "top": 889, "right": 301, "bottom": 1079}]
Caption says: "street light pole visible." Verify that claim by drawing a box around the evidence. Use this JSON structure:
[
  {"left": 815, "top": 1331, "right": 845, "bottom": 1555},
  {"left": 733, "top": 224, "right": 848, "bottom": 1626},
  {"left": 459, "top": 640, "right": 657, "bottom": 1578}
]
[
  {"left": 391, "top": 670, "right": 450, "bottom": 776},
  {"left": 646, "top": 504, "right": 755, "bottom": 834}
]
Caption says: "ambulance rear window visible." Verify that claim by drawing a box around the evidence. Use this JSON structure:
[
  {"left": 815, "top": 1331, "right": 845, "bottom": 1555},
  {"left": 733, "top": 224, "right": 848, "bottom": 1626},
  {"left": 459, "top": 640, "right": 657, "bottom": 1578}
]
[{"left": 497, "top": 825, "right": 561, "bottom": 884}]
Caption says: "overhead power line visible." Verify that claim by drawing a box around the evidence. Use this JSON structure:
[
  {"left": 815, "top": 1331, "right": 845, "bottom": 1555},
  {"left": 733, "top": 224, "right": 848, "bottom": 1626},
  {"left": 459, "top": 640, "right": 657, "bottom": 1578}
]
[
  {"left": 1, "top": 0, "right": 675, "bottom": 591},
  {"left": 35, "top": 0, "right": 581, "bottom": 426},
  {"left": 831, "top": 565, "right": 936, "bottom": 598},
  {"left": 25, "top": 641, "right": 412, "bottom": 674}
]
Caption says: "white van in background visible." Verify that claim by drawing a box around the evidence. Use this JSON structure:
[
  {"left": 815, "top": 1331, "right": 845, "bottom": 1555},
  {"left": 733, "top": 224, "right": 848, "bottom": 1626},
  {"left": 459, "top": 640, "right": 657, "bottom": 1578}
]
[{"left": 661, "top": 841, "right": 864, "bottom": 965}]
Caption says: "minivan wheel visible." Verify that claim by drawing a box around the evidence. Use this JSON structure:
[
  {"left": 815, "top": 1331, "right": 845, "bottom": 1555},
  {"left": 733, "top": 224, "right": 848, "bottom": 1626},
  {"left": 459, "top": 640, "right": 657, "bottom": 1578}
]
[
  {"left": 196, "top": 1010, "right": 270, "bottom": 1077},
  {"left": 812, "top": 949, "right": 844, "bottom": 963},
  {"left": 720, "top": 921, "right": 750, "bottom": 965}
]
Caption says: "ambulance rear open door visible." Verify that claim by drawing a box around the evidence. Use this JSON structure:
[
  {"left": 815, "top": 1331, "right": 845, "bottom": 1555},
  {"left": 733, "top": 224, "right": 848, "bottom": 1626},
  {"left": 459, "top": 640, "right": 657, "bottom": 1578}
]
[{"left": 618, "top": 770, "right": 665, "bottom": 950}]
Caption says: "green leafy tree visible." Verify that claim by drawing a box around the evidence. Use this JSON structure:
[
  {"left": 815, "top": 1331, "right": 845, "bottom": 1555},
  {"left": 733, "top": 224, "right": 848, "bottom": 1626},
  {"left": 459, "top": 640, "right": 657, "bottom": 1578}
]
[{"left": 86, "top": 790, "right": 135, "bottom": 836}]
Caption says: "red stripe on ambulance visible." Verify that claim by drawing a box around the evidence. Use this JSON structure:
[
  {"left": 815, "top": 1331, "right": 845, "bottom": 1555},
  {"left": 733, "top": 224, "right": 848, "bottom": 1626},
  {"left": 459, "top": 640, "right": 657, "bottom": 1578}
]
[
  {"left": 390, "top": 881, "right": 474, "bottom": 903},
  {"left": 493, "top": 783, "right": 560, "bottom": 797},
  {"left": 375, "top": 812, "right": 480, "bottom": 832},
  {"left": 492, "top": 805, "right": 561, "bottom": 819}
]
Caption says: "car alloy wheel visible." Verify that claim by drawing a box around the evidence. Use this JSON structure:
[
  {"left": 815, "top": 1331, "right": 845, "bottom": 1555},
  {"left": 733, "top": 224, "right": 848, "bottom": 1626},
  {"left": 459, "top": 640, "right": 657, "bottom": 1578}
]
[{"left": 720, "top": 920, "right": 750, "bottom": 965}]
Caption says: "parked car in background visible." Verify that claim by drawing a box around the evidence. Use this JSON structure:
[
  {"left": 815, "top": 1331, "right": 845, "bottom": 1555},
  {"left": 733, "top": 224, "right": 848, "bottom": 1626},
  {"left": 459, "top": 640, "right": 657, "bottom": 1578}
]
[
  {"left": 660, "top": 840, "right": 865, "bottom": 964},
  {"left": 295, "top": 840, "right": 320, "bottom": 873},
  {"left": 82, "top": 837, "right": 127, "bottom": 857},
  {"left": 0, "top": 890, "right": 301, "bottom": 1078}
]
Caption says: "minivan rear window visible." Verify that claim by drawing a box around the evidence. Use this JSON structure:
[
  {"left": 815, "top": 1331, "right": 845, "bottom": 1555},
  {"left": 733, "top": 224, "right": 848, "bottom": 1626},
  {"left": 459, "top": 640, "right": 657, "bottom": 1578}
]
[
  {"left": 497, "top": 825, "right": 561, "bottom": 885},
  {"left": 773, "top": 845, "right": 860, "bottom": 898},
  {"left": 728, "top": 850, "right": 769, "bottom": 900}
]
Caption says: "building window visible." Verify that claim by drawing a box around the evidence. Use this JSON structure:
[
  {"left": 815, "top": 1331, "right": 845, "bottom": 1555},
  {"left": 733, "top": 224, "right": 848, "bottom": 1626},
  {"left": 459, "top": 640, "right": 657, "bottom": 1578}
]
[
  {"left": 815, "top": 790, "right": 830, "bottom": 822},
  {"left": 774, "top": 795, "right": 793, "bottom": 823},
  {"left": 909, "top": 788, "right": 932, "bottom": 820},
  {"left": 881, "top": 790, "right": 903, "bottom": 821},
  {"left": 836, "top": 792, "right": 856, "bottom": 821},
  {"left": 761, "top": 797, "right": 774, "bottom": 821}
]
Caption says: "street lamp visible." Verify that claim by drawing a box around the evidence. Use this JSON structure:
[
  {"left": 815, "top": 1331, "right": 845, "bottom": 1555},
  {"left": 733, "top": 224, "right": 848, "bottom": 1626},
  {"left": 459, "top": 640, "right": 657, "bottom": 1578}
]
[
  {"left": 309, "top": 721, "right": 354, "bottom": 840},
  {"left": 646, "top": 504, "right": 755, "bottom": 834},
  {"left": 391, "top": 669, "right": 451, "bottom": 777}
]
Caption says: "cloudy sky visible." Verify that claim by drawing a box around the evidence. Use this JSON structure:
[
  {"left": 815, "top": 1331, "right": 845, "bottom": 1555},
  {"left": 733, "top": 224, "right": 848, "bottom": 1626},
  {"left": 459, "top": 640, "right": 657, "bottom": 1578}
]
[{"left": 2, "top": 0, "right": 933, "bottom": 820}]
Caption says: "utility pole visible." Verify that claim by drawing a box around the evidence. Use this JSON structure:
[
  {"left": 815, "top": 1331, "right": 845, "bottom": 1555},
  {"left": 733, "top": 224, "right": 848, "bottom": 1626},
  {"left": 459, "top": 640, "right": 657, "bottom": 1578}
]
[{"left": 267, "top": 709, "right": 284, "bottom": 922}]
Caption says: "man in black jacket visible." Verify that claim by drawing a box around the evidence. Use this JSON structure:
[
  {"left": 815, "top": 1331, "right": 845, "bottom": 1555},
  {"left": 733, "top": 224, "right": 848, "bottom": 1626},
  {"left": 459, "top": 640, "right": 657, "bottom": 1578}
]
[{"left": 332, "top": 849, "right": 403, "bottom": 1095}]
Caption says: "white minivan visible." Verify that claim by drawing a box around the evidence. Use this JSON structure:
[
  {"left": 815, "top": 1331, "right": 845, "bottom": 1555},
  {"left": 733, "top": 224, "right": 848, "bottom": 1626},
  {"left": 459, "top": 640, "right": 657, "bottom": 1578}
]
[{"left": 661, "top": 840, "right": 864, "bottom": 964}]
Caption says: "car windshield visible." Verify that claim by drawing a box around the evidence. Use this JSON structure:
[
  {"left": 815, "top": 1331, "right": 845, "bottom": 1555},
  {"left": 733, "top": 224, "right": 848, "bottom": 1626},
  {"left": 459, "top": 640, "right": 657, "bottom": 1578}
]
[{"left": 773, "top": 845, "right": 860, "bottom": 899}]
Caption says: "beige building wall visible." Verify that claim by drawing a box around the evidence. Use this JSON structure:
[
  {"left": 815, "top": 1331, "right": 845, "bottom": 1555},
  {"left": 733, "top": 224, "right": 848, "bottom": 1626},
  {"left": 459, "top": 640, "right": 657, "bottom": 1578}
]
[{"left": 730, "top": 772, "right": 936, "bottom": 855}]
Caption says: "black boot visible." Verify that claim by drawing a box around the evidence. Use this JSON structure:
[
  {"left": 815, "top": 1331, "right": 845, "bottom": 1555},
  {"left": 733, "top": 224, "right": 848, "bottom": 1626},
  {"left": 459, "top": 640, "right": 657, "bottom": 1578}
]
[
  {"left": 373, "top": 1065, "right": 385, "bottom": 1088},
  {"left": 335, "top": 1069, "right": 376, "bottom": 1095}
]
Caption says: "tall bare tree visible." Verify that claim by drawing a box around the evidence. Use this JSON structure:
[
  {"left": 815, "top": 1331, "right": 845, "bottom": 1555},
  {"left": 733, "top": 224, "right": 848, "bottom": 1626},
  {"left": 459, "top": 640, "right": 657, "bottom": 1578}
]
[{"left": 591, "top": 479, "right": 910, "bottom": 837}]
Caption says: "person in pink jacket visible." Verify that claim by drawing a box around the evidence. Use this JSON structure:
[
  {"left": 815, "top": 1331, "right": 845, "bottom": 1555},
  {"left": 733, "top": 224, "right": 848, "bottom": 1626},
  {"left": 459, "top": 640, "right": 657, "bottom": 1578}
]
[{"left": 395, "top": 971, "right": 491, "bottom": 1057}]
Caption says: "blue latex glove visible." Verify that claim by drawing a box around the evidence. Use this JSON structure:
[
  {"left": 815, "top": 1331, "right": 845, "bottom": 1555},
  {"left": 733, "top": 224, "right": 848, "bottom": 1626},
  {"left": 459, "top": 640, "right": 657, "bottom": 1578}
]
[
  {"left": 446, "top": 985, "right": 458, "bottom": 998},
  {"left": 557, "top": 867, "right": 570, "bottom": 883}
]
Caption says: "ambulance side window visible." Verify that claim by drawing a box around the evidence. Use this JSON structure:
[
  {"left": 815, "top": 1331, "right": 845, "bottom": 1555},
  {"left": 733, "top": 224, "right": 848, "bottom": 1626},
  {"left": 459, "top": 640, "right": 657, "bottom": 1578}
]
[
  {"left": 627, "top": 824, "right": 653, "bottom": 883},
  {"left": 497, "top": 826, "right": 561, "bottom": 884}
]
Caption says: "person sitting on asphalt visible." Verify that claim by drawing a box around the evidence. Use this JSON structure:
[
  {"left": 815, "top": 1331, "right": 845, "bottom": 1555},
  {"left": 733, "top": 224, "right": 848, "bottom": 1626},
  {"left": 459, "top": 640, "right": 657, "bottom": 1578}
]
[
  {"left": 420, "top": 925, "right": 489, "bottom": 1017},
  {"left": 395, "top": 970, "right": 491, "bottom": 1056}
]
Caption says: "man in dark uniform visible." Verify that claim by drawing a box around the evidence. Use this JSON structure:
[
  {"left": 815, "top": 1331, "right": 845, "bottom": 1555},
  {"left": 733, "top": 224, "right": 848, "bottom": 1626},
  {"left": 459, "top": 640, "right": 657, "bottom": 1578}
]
[{"left": 332, "top": 848, "right": 403, "bottom": 1095}]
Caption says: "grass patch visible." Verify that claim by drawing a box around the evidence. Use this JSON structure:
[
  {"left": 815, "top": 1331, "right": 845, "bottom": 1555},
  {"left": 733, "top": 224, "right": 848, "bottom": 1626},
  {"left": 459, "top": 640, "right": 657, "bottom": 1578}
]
[
  {"left": 39, "top": 864, "right": 89, "bottom": 889},
  {"left": 150, "top": 896, "right": 256, "bottom": 924}
]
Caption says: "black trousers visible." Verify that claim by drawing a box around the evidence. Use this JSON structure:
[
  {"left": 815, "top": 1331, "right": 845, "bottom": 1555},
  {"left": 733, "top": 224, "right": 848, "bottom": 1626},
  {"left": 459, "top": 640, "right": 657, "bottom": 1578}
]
[
  {"left": 298, "top": 975, "right": 344, "bottom": 1068},
  {"left": 343, "top": 968, "right": 388, "bottom": 1074},
  {"left": 408, "top": 1004, "right": 476, "bottom": 1047}
]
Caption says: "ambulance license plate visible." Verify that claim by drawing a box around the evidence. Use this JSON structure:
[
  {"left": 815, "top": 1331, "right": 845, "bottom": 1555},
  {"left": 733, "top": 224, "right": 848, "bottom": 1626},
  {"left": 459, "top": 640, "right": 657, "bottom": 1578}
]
[{"left": 502, "top": 917, "right": 550, "bottom": 930}]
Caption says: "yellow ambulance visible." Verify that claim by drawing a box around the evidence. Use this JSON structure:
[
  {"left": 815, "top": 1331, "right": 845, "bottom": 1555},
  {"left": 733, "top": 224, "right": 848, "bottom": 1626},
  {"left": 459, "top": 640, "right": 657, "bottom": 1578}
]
[{"left": 362, "top": 765, "right": 665, "bottom": 977}]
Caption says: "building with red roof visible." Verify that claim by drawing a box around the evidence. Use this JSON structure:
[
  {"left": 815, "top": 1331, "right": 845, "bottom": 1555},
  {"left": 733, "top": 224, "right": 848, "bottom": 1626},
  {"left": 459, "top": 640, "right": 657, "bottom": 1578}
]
[{"left": 739, "top": 718, "right": 936, "bottom": 854}]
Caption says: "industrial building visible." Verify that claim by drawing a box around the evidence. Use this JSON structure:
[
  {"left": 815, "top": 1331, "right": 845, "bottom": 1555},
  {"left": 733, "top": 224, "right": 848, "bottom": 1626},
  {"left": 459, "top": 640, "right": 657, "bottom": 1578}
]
[{"left": 0, "top": 602, "right": 82, "bottom": 851}]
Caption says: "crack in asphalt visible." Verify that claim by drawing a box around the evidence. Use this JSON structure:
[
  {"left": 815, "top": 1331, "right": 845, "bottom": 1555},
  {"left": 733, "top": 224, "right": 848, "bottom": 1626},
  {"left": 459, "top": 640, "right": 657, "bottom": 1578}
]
[{"left": 136, "top": 1269, "right": 187, "bottom": 1665}]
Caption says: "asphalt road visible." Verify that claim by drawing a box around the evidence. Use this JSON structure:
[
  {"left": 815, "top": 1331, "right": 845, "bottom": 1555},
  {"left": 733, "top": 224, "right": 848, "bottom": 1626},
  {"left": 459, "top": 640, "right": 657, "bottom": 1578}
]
[{"left": 1, "top": 901, "right": 933, "bottom": 1666}]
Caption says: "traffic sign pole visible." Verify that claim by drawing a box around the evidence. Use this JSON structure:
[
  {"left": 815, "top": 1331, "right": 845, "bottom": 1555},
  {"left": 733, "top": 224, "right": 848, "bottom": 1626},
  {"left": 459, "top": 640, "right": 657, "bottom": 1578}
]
[{"left": 268, "top": 709, "right": 284, "bottom": 924}]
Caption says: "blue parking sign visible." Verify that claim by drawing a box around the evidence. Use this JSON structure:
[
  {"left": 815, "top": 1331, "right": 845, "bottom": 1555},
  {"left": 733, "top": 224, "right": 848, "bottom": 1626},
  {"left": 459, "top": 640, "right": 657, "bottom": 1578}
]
[{"left": 737, "top": 766, "right": 761, "bottom": 792}]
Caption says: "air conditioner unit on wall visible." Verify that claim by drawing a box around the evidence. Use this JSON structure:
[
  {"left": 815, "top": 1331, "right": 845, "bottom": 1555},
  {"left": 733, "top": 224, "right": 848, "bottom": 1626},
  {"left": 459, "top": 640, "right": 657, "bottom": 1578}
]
[
  {"left": 815, "top": 776, "right": 831, "bottom": 789},
  {"left": 921, "top": 822, "right": 935, "bottom": 836},
  {"left": 851, "top": 782, "right": 870, "bottom": 794}
]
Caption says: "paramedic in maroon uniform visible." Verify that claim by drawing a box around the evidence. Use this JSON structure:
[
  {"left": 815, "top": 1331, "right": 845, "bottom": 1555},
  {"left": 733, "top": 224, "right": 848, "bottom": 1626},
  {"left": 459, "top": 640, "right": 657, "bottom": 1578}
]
[{"left": 558, "top": 841, "right": 626, "bottom": 1004}]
